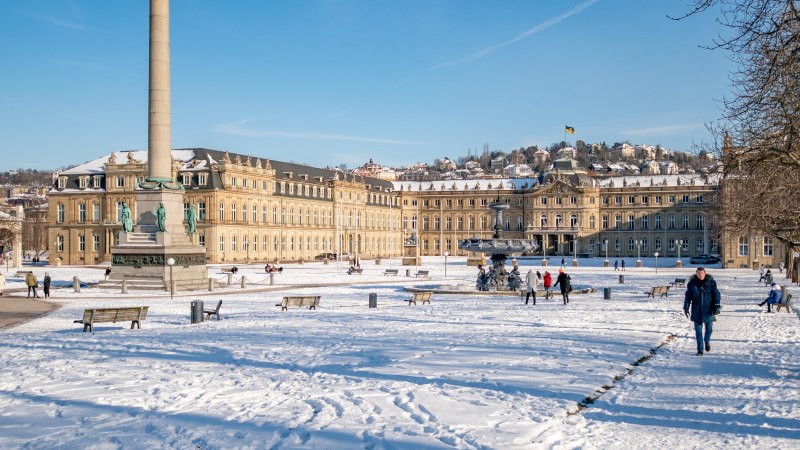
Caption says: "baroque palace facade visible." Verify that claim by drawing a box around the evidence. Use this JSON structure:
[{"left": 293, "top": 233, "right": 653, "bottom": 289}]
[{"left": 48, "top": 149, "right": 785, "bottom": 269}]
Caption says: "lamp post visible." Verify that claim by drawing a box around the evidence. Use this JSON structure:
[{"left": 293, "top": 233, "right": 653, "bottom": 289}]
[
  {"left": 676, "top": 239, "right": 684, "bottom": 268},
  {"left": 654, "top": 252, "right": 659, "bottom": 274},
  {"left": 443, "top": 251, "right": 448, "bottom": 278},
  {"left": 167, "top": 257, "right": 175, "bottom": 300},
  {"left": 635, "top": 239, "right": 642, "bottom": 268}
]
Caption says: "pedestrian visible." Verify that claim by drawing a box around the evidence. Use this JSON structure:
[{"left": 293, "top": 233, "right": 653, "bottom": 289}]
[
  {"left": 43, "top": 273, "right": 51, "bottom": 298},
  {"left": 543, "top": 271, "right": 552, "bottom": 299},
  {"left": 26, "top": 272, "right": 39, "bottom": 298},
  {"left": 621, "top": 260, "right": 626, "bottom": 271},
  {"left": 265, "top": 264, "right": 271, "bottom": 272},
  {"left": 614, "top": 260, "right": 619, "bottom": 271},
  {"left": 525, "top": 269, "right": 540, "bottom": 305},
  {"left": 764, "top": 270, "right": 773, "bottom": 285},
  {"left": 104, "top": 267, "right": 111, "bottom": 280},
  {"left": 0, "top": 273, "right": 5, "bottom": 296},
  {"left": 561, "top": 257, "right": 565, "bottom": 267},
  {"left": 757, "top": 282, "right": 782, "bottom": 313},
  {"left": 779, "top": 262, "right": 785, "bottom": 274},
  {"left": 758, "top": 264, "right": 765, "bottom": 282},
  {"left": 553, "top": 268, "right": 572, "bottom": 305},
  {"left": 683, "top": 267, "right": 721, "bottom": 356}
]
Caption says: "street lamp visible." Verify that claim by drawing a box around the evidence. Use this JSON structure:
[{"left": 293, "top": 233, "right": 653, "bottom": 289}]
[
  {"left": 167, "top": 257, "right": 175, "bottom": 300},
  {"left": 676, "top": 239, "right": 684, "bottom": 265},
  {"left": 443, "top": 251, "right": 449, "bottom": 278},
  {"left": 654, "top": 252, "right": 659, "bottom": 274},
  {"left": 635, "top": 239, "right": 642, "bottom": 267}
]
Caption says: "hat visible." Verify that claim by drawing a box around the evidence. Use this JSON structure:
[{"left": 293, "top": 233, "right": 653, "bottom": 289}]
[{"left": 771, "top": 281, "right": 777, "bottom": 286}]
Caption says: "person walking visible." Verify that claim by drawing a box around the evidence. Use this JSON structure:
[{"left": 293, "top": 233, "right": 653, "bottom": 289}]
[
  {"left": 104, "top": 267, "right": 111, "bottom": 280},
  {"left": 614, "top": 260, "right": 619, "bottom": 271},
  {"left": 764, "top": 270, "right": 773, "bottom": 285},
  {"left": 543, "top": 271, "right": 552, "bottom": 299},
  {"left": 43, "top": 273, "right": 51, "bottom": 298},
  {"left": 683, "top": 267, "right": 721, "bottom": 356},
  {"left": 553, "top": 268, "right": 572, "bottom": 305},
  {"left": 0, "top": 273, "right": 5, "bottom": 296},
  {"left": 25, "top": 272, "right": 39, "bottom": 298},
  {"left": 524, "top": 269, "right": 540, "bottom": 305},
  {"left": 757, "top": 282, "right": 782, "bottom": 313},
  {"left": 758, "top": 264, "right": 765, "bottom": 282},
  {"left": 621, "top": 260, "right": 626, "bottom": 271},
  {"left": 560, "top": 257, "right": 566, "bottom": 267}
]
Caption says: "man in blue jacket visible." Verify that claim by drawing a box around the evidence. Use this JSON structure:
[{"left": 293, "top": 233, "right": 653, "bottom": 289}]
[{"left": 684, "top": 267, "right": 721, "bottom": 356}]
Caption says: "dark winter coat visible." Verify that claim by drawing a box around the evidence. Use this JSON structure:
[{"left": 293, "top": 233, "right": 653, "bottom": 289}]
[
  {"left": 554, "top": 273, "right": 571, "bottom": 293},
  {"left": 43, "top": 275, "right": 51, "bottom": 288},
  {"left": 683, "top": 274, "right": 721, "bottom": 323}
]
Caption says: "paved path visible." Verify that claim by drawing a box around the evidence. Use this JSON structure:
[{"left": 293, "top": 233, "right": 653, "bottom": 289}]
[{"left": 0, "top": 297, "right": 61, "bottom": 331}]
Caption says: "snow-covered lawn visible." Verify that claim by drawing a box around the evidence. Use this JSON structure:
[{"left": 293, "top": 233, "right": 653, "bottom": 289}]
[{"left": 0, "top": 258, "right": 797, "bottom": 449}]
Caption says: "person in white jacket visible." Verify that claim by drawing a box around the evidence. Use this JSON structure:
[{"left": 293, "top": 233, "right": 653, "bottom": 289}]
[
  {"left": 0, "top": 273, "right": 5, "bottom": 296},
  {"left": 525, "top": 269, "right": 541, "bottom": 305}
]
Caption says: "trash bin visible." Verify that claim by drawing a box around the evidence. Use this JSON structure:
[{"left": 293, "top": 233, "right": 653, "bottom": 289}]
[
  {"left": 603, "top": 287, "right": 611, "bottom": 299},
  {"left": 369, "top": 293, "right": 377, "bottom": 308},
  {"left": 406, "top": 269, "right": 411, "bottom": 277},
  {"left": 191, "top": 300, "right": 204, "bottom": 324},
  {"left": 618, "top": 275, "right": 624, "bottom": 284}
]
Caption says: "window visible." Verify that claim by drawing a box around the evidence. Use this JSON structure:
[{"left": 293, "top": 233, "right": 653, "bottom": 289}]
[
  {"left": 696, "top": 214, "right": 704, "bottom": 230},
  {"left": 628, "top": 214, "right": 635, "bottom": 230},
  {"left": 669, "top": 239, "right": 676, "bottom": 251},
  {"left": 116, "top": 177, "right": 125, "bottom": 188},
  {"left": 78, "top": 177, "right": 87, "bottom": 189},
  {"left": 116, "top": 202, "right": 124, "bottom": 222},
  {"left": 696, "top": 195, "right": 703, "bottom": 204},
  {"left": 57, "top": 177, "right": 66, "bottom": 189},
  {"left": 682, "top": 194, "right": 690, "bottom": 203},
  {"left": 642, "top": 196, "right": 649, "bottom": 205},
  {"left": 763, "top": 236, "right": 774, "bottom": 256},
  {"left": 555, "top": 197, "right": 562, "bottom": 205},
  {"left": 555, "top": 214, "right": 563, "bottom": 228},
  {"left": 628, "top": 195, "right": 635, "bottom": 205},
  {"left": 589, "top": 215, "right": 596, "bottom": 229},
  {"left": 199, "top": 173, "right": 208, "bottom": 186},
  {"left": 571, "top": 196, "right": 577, "bottom": 205},
  {"left": 262, "top": 205, "right": 267, "bottom": 223},
  {"left": 219, "top": 235, "right": 225, "bottom": 253},
  {"left": 602, "top": 215, "right": 608, "bottom": 230},
  {"left": 655, "top": 195, "right": 662, "bottom": 204},
  {"left": 445, "top": 216, "right": 452, "bottom": 231},
  {"left": 641, "top": 238, "right": 648, "bottom": 253},
  {"left": 615, "top": 196, "right": 622, "bottom": 205},
  {"left": 615, "top": 238, "right": 620, "bottom": 252},
  {"left": 458, "top": 217, "right": 464, "bottom": 231},
  {"left": 628, "top": 238, "right": 635, "bottom": 252},
  {"left": 434, "top": 217, "right": 440, "bottom": 230},
  {"left": 232, "top": 235, "right": 237, "bottom": 252},
  {"left": 93, "top": 203, "right": 100, "bottom": 223},
  {"left": 668, "top": 215, "right": 675, "bottom": 230},
  {"left": 480, "top": 216, "right": 487, "bottom": 230},
  {"left": 641, "top": 216, "right": 648, "bottom": 230},
  {"left": 199, "top": 235, "right": 205, "bottom": 247},
  {"left": 198, "top": 202, "right": 206, "bottom": 221},
  {"left": 57, "top": 204, "right": 65, "bottom": 223},
  {"left": 696, "top": 238, "right": 704, "bottom": 252},
  {"left": 541, "top": 197, "right": 548, "bottom": 205},
  {"left": 517, "top": 216, "right": 523, "bottom": 231},
  {"left": 78, "top": 203, "right": 86, "bottom": 223},
  {"left": 655, "top": 215, "right": 662, "bottom": 230},
  {"left": 181, "top": 174, "right": 190, "bottom": 186},
  {"left": 231, "top": 203, "right": 237, "bottom": 223},
  {"left": 570, "top": 214, "right": 578, "bottom": 227},
  {"left": 469, "top": 199, "right": 476, "bottom": 207},
  {"left": 219, "top": 202, "right": 225, "bottom": 221},
  {"left": 79, "top": 235, "right": 85, "bottom": 252},
  {"left": 57, "top": 235, "right": 64, "bottom": 252},
  {"left": 602, "top": 196, "right": 610, "bottom": 205},
  {"left": 93, "top": 234, "right": 100, "bottom": 252},
  {"left": 93, "top": 175, "right": 102, "bottom": 188},
  {"left": 669, "top": 195, "right": 676, "bottom": 204},
  {"left": 655, "top": 237, "right": 662, "bottom": 251},
  {"left": 423, "top": 217, "right": 429, "bottom": 231},
  {"left": 614, "top": 214, "right": 621, "bottom": 230},
  {"left": 504, "top": 216, "right": 510, "bottom": 231},
  {"left": 682, "top": 214, "right": 689, "bottom": 229}
]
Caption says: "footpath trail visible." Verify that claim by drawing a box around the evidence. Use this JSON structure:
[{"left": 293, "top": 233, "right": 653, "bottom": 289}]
[
  {"left": 0, "top": 297, "right": 60, "bottom": 331},
  {"left": 538, "top": 285, "right": 800, "bottom": 449}
]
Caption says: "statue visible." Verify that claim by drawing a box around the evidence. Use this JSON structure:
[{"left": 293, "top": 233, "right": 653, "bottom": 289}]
[
  {"left": 186, "top": 203, "right": 198, "bottom": 234},
  {"left": 476, "top": 265, "right": 489, "bottom": 291},
  {"left": 154, "top": 202, "right": 167, "bottom": 232},
  {"left": 405, "top": 232, "right": 418, "bottom": 246},
  {"left": 508, "top": 266, "right": 522, "bottom": 291},
  {"left": 121, "top": 202, "right": 133, "bottom": 233}
]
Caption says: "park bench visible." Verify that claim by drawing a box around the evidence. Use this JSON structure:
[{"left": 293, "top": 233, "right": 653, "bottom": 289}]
[
  {"left": 646, "top": 286, "right": 671, "bottom": 298},
  {"left": 204, "top": 300, "right": 223, "bottom": 320},
  {"left": 775, "top": 294, "right": 793, "bottom": 313},
  {"left": 280, "top": 295, "right": 320, "bottom": 311},
  {"left": 14, "top": 270, "right": 32, "bottom": 278},
  {"left": 670, "top": 278, "right": 686, "bottom": 287},
  {"left": 73, "top": 306, "right": 149, "bottom": 333},
  {"left": 405, "top": 291, "right": 432, "bottom": 305},
  {"left": 348, "top": 267, "right": 363, "bottom": 274},
  {"left": 414, "top": 270, "right": 430, "bottom": 278},
  {"left": 383, "top": 269, "right": 399, "bottom": 276}
]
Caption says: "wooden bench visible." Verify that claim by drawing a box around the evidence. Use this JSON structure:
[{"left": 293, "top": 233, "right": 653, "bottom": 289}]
[
  {"left": 348, "top": 267, "right": 363, "bottom": 274},
  {"left": 414, "top": 270, "right": 430, "bottom": 278},
  {"left": 670, "top": 278, "right": 686, "bottom": 287},
  {"left": 280, "top": 296, "right": 320, "bottom": 311},
  {"left": 14, "top": 270, "right": 32, "bottom": 278},
  {"left": 383, "top": 269, "right": 399, "bottom": 276},
  {"left": 646, "top": 286, "right": 671, "bottom": 298},
  {"left": 775, "top": 294, "right": 793, "bottom": 313},
  {"left": 74, "top": 306, "right": 149, "bottom": 333},
  {"left": 204, "top": 300, "right": 222, "bottom": 320},
  {"left": 405, "top": 291, "right": 432, "bottom": 305}
]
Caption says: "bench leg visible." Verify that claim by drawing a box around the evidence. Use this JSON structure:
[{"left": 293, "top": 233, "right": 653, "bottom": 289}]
[
  {"left": 309, "top": 305, "right": 315, "bottom": 310},
  {"left": 131, "top": 320, "right": 140, "bottom": 330},
  {"left": 83, "top": 323, "right": 90, "bottom": 333},
  {"left": 282, "top": 306, "right": 287, "bottom": 311}
]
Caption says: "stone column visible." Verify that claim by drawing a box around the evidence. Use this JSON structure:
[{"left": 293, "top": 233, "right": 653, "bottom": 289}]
[{"left": 149, "top": 0, "right": 171, "bottom": 180}]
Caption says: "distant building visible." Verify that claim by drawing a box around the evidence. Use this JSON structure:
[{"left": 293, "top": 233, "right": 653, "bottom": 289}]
[
  {"left": 533, "top": 148, "right": 551, "bottom": 167},
  {"left": 641, "top": 160, "right": 661, "bottom": 175},
  {"left": 503, "top": 164, "right": 533, "bottom": 178},
  {"left": 557, "top": 147, "right": 578, "bottom": 159},
  {"left": 490, "top": 156, "right": 508, "bottom": 173},
  {"left": 660, "top": 161, "right": 680, "bottom": 175},
  {"left": 351, "top": 158, "right": 398, "bottom": 180}
]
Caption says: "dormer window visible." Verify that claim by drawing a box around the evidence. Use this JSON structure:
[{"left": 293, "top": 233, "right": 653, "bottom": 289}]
[
  {"left": 57, "top": 177, "right": 67, "bottom": 189},
  {"left": 93, "top": 175, "right": 102, "bottom": 188},
  {"left": 181, "top": 174, "right": 191, "bottom": 186},
  {"left": 199, "top": 173, "right": 208, "bottom": 186},
  {"left": 78, "top": 177, "right": 87, "bottom": 189}
]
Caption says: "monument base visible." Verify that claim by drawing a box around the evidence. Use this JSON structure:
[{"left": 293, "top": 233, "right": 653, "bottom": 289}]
[
  {"left": 402, "top": 257, "right": 421, "bottom": 266},
  {"left": 466, "top": 256, "right": 486, "bottom": 266}
]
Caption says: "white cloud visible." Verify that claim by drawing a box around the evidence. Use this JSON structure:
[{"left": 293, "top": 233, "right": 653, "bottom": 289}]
[
  {"left": 212, "top": 119, "right": 416, "bottom": 145},
  {"left": 431, "top": 0, "right": 600, "bottom": 70}
]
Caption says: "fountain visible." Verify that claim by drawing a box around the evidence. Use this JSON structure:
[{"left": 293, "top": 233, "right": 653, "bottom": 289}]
[{"left": 458, "top": 200, "right": 538, "bottom": 291}]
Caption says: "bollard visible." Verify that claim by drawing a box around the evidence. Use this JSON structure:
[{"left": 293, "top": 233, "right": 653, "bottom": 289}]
[
  {"left": 73, "top": 276, "right": 81, "bottom": 293},
  {"left": 603, "top": 260, "right": 610, "bottom": 268},
  {"left": 227, "top": 273, "right": 232, "bottom": 286},
  {"left": 208, "top": 277, "right": 214, "bottom": 292},
  {"left": 122, "top": 279, "right": 128, "bottom": 294},
  {"left": 324, "top": 258, "right": 329, "bottom": 265},
  {"left": 270, "top": 272, "right": 275, "bottom": 285},
  {"left": 619, "top": 275, "right": 624, "bottom": 284},
  {"left": 190, "top": 300, "right": 204, "bottom": 324},
  {"left": 241, "top": 275, "right": 247, "bottom": 289},
  {"left": 369, "top": 293, "right": 377, "bottom": 308},
  {"left": 604, "top": 287, "right": 611, "bottom": 299},
  {"left": 375, "top": 259, "right": 381, "bottom": 266}
]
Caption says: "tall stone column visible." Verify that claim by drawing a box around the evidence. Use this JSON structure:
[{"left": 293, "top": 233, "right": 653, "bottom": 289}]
[{"left": 149, "top": 0, "right": 171, "bottom": 180}]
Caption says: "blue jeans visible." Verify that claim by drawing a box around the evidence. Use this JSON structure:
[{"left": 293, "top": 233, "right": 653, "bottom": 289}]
[{"left": 694, "top": 319, "right": 713, "bottom": 353}]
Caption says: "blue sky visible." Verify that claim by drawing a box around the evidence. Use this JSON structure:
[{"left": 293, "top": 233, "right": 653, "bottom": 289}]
[{"left": 0, "top": 0, "right": 732, "bottom": 171}]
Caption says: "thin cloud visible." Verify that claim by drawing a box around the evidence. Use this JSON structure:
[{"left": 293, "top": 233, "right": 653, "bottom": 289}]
[
  {"left": 431, "top": 0, "right": 600, "bottom": 70},
  {"left": 213, "top": 119, "right": 416, "bottom": 145},
  {"left": 22, "top": 10, "right": 89, "bottom": 31},
  {"left": 620, "top": 124, "right": 703, "bottom": 136}
]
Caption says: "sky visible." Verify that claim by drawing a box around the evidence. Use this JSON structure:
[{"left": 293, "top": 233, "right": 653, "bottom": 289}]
[{"left": 0, "top": 0, "right": 734, "bottom": 171}]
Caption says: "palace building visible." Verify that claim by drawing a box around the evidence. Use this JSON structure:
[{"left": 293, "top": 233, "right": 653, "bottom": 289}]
[{"left": 47, "top": 149, "right": 787, "bottom": 269}]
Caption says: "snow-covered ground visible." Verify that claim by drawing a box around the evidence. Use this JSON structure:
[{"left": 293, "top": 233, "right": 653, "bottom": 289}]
[{"left": 0, "top": 257, "right": 797, "bottom": 449}]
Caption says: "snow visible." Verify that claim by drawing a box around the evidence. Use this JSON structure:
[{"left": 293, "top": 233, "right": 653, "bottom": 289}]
[{"left": 0, "top": 258, "right": 797, "bottom": 449}]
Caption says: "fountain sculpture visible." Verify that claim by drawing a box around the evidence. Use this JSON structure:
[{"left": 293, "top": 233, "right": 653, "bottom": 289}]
[{"left": 458, "top": 200, "right": 538, "bottom": 291}]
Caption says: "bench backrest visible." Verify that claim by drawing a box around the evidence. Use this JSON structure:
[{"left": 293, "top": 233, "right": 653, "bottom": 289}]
[
  {"left": 282, "top": 296, "right": 320, "bottom": 308},
  {"left": 674, "top": 278, "right": 685, "bottom": 284},
  {"left": 385, "top": 269, "right": 398, "bottom": 273},
  {"left": 412, "top": 291, "right": 432, "bottom": 300},
  {"left": 82, "top": 307, "right": 149, "bottom": 323},
  {"left": 208, "top": 300, "right": 222, "bottom": 312},
  {"left": 417, "top": 270, "right": 429, "bottom": 275}
]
